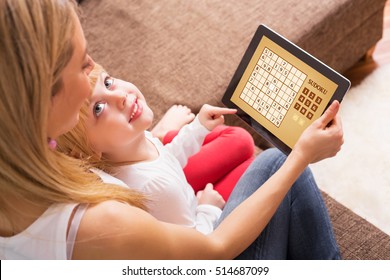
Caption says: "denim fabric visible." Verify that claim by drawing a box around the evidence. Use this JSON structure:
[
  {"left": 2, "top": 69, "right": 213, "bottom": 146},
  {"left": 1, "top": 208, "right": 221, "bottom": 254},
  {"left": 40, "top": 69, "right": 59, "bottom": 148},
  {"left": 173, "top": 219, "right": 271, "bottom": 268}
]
[{"left": 215, "top": 148, "right": 341, "bottom": 260}]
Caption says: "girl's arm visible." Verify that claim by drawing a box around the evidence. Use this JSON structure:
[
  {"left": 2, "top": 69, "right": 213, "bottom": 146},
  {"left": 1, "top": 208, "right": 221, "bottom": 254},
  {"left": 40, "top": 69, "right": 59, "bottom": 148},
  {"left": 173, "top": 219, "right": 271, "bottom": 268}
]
[
  {"left": 164, "top": 105, "right": 237, "bottom": 167},
  {"left": 72, "top": 101, "right": 343, "bottom": 260},
  {"left": 163, "top": 116, "right": 210, "bottom": 167}
]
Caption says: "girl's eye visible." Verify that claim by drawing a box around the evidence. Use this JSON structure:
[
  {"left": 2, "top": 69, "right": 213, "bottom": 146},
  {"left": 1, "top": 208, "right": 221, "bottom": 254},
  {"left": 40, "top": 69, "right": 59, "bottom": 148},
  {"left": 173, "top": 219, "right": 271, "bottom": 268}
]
[
  {"left": 104, "top": 77, "right": 114, "bottom": 89},
  {"left": 93, "top": 102, "right": 106, "bottom": 117}
]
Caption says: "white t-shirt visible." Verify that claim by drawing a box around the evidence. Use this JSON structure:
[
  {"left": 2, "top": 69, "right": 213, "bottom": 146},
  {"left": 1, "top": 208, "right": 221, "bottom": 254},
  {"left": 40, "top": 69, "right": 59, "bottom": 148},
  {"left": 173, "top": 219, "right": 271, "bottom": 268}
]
[
  {"left": 0, "top": 203, "right": 83, "bottom": 260},
  {"left": 114, "top": 117, "right": 221, "bottom": 234},
  {"left": 0, "top": 170, "right": 122, "bottom": 260}
]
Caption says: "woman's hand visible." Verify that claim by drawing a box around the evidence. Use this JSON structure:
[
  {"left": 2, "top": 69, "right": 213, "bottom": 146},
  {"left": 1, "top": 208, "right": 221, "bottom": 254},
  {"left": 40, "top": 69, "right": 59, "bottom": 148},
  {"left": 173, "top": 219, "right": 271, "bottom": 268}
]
[
  {"left": 292, "top": 100, "right": 344, "bottom": 165},
  {"left": 197, "top": 104, "right": 237, "bottom": 131}
]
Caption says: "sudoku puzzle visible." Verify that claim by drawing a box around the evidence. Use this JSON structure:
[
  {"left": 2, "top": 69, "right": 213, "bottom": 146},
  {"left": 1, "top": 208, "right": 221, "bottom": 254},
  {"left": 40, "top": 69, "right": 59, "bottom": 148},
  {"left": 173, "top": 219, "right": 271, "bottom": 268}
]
[{"left": 239, "top": 47, "right": 313, "bottom": 128}]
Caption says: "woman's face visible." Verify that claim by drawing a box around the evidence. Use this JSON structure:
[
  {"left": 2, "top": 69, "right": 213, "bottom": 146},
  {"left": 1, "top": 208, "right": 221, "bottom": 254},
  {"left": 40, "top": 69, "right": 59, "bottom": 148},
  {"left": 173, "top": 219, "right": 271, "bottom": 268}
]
[{"left": 47, "top": 15, "right": 94, "bottom": 139}]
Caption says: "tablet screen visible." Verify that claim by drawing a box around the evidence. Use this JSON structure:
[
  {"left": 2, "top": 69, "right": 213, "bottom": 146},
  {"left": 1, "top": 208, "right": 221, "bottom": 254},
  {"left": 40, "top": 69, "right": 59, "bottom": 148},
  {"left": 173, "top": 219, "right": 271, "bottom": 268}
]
[{"left": 223, "top": 24, "right": 350, "bottom": 154}]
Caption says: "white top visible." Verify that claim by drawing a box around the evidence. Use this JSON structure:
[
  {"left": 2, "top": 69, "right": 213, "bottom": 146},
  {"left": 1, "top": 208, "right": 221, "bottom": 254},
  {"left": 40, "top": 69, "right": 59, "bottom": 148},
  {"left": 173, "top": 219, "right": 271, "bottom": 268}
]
[
  {"left": 0, "top": 203, "right": 86, "bottom": 260},
  {"left": 0, "top": 169, "right": 125, "bottom": 260},
  {"left": 114, "top": 117, "right": 222, "bottom": 234}
]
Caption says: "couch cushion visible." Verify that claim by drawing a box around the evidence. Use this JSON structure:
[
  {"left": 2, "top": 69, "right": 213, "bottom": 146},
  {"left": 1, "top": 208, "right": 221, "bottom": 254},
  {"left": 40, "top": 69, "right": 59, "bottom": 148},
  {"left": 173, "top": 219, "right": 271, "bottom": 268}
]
[{"left": 322, "top": 192, "right": 390, "bottom": 260}]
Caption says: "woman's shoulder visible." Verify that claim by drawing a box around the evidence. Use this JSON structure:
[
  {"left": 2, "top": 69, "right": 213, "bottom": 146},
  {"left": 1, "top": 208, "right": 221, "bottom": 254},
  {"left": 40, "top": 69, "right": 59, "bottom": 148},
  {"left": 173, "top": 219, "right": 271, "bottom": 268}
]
[
  {"left": 71, "top": 200, "right": 161, "bottom": 259},
  {"left": 72, "top": 200, "right": 221, "bottom": 260},
  {"left": 78, "top": 200, "right": 148, "bottom": 234}
]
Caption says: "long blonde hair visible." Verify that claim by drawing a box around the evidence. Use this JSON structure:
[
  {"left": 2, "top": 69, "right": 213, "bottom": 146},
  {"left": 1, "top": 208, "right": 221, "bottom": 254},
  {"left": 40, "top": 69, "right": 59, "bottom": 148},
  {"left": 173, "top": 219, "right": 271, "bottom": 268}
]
[{"left": 0, "top": 0, "right": 146, "bottom": 229}]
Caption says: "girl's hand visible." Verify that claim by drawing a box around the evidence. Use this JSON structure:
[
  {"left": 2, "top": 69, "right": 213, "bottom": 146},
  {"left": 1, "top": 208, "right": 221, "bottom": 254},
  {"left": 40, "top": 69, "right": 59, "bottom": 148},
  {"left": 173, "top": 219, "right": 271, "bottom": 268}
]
[
  {"left": 196, "top": 183, "right": 226, "bottom": 210},
  {"left": 197, "top": 104, "right": 237, "bottom": 131},
  {"left": 292, "top": 100, "right": 344, "bottom": 165}
]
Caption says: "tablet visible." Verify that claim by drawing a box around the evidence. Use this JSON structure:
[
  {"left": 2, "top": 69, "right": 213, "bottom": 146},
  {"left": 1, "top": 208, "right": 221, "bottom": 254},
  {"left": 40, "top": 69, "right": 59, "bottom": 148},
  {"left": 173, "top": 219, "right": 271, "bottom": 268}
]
[{"left": 222, "top": 24, "right": 350, "bottom": 155}]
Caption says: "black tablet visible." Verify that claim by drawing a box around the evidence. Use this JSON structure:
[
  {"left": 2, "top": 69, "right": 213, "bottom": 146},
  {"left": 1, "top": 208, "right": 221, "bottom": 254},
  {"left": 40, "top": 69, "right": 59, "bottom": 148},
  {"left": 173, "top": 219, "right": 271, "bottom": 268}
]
[{"left": 222, "top": 24, "right": 350, "bottom": 155}]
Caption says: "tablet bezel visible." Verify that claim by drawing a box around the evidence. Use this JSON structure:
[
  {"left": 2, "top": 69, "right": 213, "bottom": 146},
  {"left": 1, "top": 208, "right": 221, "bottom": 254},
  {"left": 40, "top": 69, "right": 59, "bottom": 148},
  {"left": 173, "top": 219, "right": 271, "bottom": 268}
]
[{"left": 222, "top": 24, "right": 350, "bottom": 155}]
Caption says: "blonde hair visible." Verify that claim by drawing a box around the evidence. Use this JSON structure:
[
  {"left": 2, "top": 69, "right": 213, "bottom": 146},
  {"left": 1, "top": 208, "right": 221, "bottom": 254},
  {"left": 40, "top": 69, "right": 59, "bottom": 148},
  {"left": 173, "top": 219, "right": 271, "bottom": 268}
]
[
  {"left": 57, "top": 63, "right": 115, "bottom": 172},
  {"left": 0, "top": 0, "right": 146, "bottom": 229}
]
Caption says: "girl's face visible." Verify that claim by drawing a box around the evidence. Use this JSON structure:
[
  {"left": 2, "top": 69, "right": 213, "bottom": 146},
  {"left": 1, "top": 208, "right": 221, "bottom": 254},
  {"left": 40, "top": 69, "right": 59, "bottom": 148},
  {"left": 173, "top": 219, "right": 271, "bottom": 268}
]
[
  {"left": 47, "top": 15, "right": 94, "bottom": 139},
  {"left": 84, "top": 72, "right": 154, "bottom": 158}
]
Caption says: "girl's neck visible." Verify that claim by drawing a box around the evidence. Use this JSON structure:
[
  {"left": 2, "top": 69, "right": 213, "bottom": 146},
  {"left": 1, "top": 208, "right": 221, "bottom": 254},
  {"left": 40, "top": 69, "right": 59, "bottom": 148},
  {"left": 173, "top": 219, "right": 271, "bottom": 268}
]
[{"left": 105, "top": 132, "right": 159, "bottom": 165}]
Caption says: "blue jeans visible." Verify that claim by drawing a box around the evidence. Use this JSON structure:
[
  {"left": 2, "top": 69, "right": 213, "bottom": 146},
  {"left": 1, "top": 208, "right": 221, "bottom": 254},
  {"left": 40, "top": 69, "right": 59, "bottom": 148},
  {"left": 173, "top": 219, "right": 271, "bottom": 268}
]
[{"left": 215, "top": 148, "right": 341, "bottom": 260}]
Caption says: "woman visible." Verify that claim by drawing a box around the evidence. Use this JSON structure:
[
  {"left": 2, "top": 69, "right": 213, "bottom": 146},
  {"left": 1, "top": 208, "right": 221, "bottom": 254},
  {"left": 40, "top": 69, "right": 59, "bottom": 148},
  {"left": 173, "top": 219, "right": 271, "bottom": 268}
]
[{"left": 0, "top": 0, "right": 342, "bottom": 259}]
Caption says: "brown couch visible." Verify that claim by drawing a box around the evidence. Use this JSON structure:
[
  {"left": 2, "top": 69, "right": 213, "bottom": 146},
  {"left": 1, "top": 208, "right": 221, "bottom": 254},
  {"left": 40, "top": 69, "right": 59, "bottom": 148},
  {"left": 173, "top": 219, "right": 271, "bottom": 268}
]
[{"left": 79, "top": 0, "right": 390, "bottom": 259}]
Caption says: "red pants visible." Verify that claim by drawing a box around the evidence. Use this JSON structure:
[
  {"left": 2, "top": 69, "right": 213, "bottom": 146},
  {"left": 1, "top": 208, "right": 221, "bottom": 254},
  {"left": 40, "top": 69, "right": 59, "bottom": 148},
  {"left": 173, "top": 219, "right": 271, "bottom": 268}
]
[{"left": 163, "top": 126, "right": 255, "bottom": 201}]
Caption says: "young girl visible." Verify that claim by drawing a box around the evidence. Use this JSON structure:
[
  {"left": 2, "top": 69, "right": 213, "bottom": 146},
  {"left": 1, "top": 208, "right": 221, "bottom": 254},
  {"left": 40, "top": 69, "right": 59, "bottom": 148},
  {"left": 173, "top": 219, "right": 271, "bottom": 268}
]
[{"left": 58, "top": 63, "right": 254, "bottom": 234}]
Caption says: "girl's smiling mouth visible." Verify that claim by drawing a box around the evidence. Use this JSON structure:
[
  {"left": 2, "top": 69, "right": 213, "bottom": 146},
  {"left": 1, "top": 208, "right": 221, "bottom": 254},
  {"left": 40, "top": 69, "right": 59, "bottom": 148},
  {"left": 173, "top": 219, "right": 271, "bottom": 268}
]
[{"left": 128, "top": 98, "right": 143, "bottom": 122}]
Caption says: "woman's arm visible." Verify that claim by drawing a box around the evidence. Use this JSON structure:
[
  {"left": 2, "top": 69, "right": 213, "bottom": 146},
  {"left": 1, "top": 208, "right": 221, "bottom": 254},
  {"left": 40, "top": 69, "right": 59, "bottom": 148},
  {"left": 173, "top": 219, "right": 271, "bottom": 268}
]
[
  {"left": 72, "top": 101, "right": 343, "bottom": 260},
  {"left": 72, "top": 153, "right": 305, "bottom": 259}
]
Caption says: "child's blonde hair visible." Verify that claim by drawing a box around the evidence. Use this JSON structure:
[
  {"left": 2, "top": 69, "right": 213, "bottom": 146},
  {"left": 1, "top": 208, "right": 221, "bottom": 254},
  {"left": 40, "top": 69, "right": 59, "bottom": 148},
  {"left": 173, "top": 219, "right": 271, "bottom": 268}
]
[{"left": 57, "top": 63, "right": 118, "bottom": 173}]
